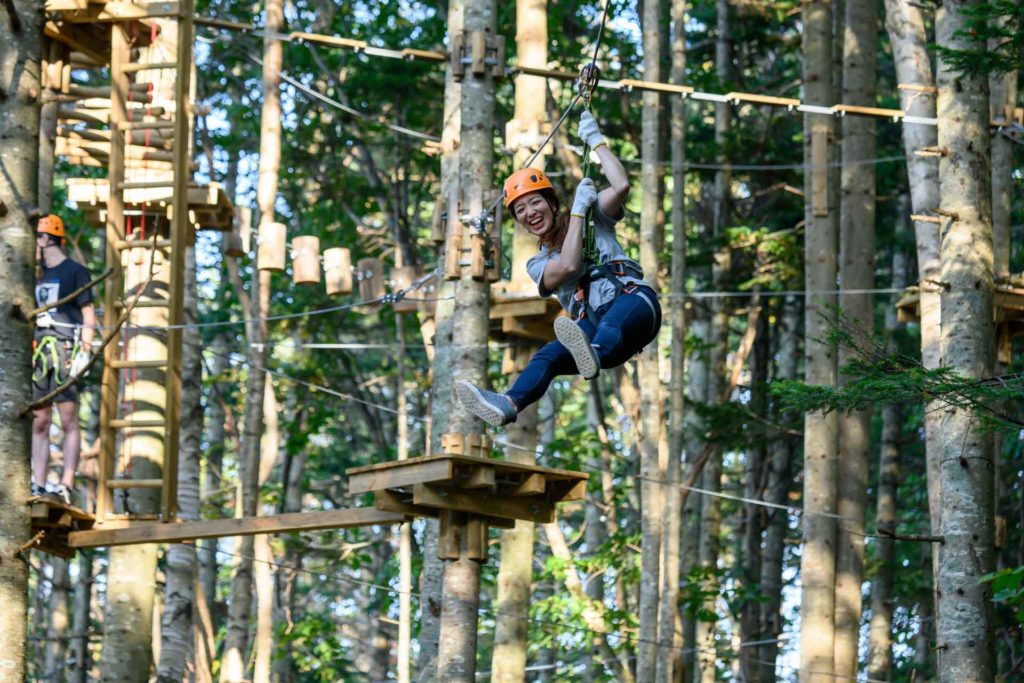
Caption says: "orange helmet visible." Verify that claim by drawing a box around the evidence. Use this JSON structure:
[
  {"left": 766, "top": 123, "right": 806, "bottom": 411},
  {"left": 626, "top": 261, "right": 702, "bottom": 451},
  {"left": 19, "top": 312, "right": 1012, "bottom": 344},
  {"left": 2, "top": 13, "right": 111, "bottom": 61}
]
[
  {"left": 503, "top": 168, "right": 554, "bottom": 208},
  {"left": 37, "top": 215, "right": 65, "bottom": 239}
]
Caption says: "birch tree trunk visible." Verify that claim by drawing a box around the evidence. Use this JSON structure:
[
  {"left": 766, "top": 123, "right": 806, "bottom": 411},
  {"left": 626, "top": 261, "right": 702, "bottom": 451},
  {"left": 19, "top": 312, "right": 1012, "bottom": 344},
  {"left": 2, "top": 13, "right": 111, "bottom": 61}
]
[
  {"left": 799, "top": 0, "right": 838, "bottom": 678},
  {"left": 636, "top": 0, "right": 665, "bottom": 678},
  {"left": 866, "top": 196, "right": 909, "bottom": 680},
  {"left": 655, "top": 6, "right": 686, "bottom": 680},
  {"left": 834, "top": 0, "right": 877, "bottom": 673},
  {"left": 157, "top": 246, "right": 203, "bottom": 682},
  {"left": 935, "top": 3, "right": 995, "bottom": 680},
  {"left": 435, "top": 0, "right": 495, "bottom": 679},
  {"left": 0, "top": 3, "right": 43, "bottom": 678},
  {"left": 70, "top": 551, "right": 94, "bottom": 683},
  {"left": 222, "top": 0, "right": 281, "bottom": 676},
  {"left": 883, "top": 0, "right": 942, "bottom": 555},
  {"left": 44, "top": 558, "right": 71, "bottom": 678}
]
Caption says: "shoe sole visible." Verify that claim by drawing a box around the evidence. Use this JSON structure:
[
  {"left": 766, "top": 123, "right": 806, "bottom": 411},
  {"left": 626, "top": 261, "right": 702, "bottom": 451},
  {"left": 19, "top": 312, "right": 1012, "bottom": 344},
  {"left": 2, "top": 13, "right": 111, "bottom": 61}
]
[
  {"left": 455, "top": 381, "right": 508, "bottom": 427},
  {"left": 554, "top": 317, "right": 599, "bottom": 380}
]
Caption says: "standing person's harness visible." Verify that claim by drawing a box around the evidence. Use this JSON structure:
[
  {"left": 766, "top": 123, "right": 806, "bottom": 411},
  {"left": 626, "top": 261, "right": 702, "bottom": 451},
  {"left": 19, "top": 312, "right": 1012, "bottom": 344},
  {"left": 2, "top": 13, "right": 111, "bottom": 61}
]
[{"left": 32, "top": 316, "right": 81, "bottom": 384}]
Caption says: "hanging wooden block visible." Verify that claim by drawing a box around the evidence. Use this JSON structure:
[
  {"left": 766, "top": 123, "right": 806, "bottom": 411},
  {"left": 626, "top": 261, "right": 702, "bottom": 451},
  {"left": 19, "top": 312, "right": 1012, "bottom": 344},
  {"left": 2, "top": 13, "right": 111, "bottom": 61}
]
[
  {"left": 324, "top": 247, "right": 353, "bottom": 296},
  {"left": 488, "top": 188, "right": 502, "bottom": 282},
  {"left": 257, "top": 221, "right": 287, "bottom": 272},
  {"left": 291, "top": 236, "right": 321, "bottom": 285},
  {"left": 811, "top": 130, "right": 828, "bottom": 217},
  {"left": 443, "top": 187, "right": 462, "bottom": 280},
  {"left": 357, "top": 257, "right": 385, "bottom": 301},
  {"left": 391, "top": 265, "right": 422, "bottom": 314}
]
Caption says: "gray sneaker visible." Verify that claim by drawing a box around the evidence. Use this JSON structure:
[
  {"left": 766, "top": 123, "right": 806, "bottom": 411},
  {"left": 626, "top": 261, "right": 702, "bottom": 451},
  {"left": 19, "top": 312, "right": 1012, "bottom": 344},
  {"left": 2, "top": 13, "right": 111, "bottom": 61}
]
[
  {"left": 51, "top": 484, "right": 73, "bottom": 507},
  {"left": 554, "top": 316, "right": 599, "bottom": 380},
  {"left": 455, "top": 380, "right": 518, "bottom": 427}
]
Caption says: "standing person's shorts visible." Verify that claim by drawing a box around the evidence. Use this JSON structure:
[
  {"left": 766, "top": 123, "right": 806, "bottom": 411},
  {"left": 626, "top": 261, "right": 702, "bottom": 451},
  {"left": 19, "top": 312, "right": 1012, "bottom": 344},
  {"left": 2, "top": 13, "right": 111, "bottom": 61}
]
[{"left": 32, "top": 337, "right": 79, "bottom": 404}]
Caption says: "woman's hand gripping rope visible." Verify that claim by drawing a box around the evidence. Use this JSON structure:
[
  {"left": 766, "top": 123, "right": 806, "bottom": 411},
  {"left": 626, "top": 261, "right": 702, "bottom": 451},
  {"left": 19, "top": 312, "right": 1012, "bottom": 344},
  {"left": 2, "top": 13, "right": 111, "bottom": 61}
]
[{"left": 571, "top": 178, "right": 599, "bottom": 219}]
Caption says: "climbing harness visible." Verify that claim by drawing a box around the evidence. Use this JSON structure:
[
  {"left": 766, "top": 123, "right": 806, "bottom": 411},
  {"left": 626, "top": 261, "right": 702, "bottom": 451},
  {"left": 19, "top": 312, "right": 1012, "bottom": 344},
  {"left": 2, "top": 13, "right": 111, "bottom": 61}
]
[{"left": 32, "top": 334, "right": 79, "bottom": 385}]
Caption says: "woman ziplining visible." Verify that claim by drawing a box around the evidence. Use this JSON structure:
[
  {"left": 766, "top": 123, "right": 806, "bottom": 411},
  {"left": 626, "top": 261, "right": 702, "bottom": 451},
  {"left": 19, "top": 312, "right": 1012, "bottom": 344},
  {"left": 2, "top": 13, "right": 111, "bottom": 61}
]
[{"left": 456, "top": 109, "right": 663, "bottom": 426}]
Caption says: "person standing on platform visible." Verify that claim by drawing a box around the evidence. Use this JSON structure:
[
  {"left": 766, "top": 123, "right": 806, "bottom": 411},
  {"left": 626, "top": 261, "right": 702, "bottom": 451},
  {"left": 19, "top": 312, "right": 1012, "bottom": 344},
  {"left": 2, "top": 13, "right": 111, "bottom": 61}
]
[{"left": 31, "top": 214, "right": 96, "bottom": 506}]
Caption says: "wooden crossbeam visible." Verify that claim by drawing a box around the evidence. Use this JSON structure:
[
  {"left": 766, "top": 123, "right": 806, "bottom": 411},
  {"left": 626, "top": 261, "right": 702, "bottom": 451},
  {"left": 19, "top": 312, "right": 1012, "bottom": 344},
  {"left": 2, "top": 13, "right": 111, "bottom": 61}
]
[{"left": 68, "top": 508, "right": 406, "bottom": 549}]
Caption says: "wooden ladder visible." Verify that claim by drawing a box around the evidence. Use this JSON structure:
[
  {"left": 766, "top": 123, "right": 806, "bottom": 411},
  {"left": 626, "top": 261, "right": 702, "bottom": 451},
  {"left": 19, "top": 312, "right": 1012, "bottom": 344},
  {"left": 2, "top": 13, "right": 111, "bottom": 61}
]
[{"left": 96, "top": 3, "right": 195, "bottom": 524}]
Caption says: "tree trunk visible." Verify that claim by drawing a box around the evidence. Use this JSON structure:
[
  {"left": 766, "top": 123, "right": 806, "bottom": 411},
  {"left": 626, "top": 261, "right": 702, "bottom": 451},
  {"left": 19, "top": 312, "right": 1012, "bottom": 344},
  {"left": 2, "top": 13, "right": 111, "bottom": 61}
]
[
  {"left": 757, "top": 295, "right": 800, "bottom": 683},
  {"left": 935, "top": 3, "right": 995, "bottom": 680},
  {"left": 799, "top": 0, "right": 838, "bottom": 678},
  {"left": 883, "top": 0, "right": 942, "bottom": 562},
  {"left": 491, "top": 405, "right": 538, "bottom": 683},
  {"left": 70, "top": 551, "right": 95, "bottom": 683},
  {"left": 834, "top": 0, "right": 877, "bottom": 674},
  {"left": 681, "top": 215, "right": 711, "bottom": 683},
  {"left": 867, "top": 197, "right": 909, "bottom": 680},
  {"left": 637, "top": 0, "right": 665, "bottom": 680},
  {"left": 989, "top": 67, "right": 1016, "bottom": 279},
  {"left": 417, "top": 1, "right": 464, "bottom": 677},
  {"left": 157, "top": 246, "right": 203, "bottom": 682},
  {"left": 45, "top": 558, "right": 71, "bottom": 678},
  {"left": 435, "top": 0, "right": 495, "bottom": 679},
  {"left": 0, "top": 2, "right": 43, "bottom": 678},
  {"left": 222, "top": 0, "right": 280, "bottom": 676},
  {"left": 656, "top": 6, "right": 686, "bottom": 680},
  {"left": 199, "top": 332, "right": 228, "bottom": 638}
]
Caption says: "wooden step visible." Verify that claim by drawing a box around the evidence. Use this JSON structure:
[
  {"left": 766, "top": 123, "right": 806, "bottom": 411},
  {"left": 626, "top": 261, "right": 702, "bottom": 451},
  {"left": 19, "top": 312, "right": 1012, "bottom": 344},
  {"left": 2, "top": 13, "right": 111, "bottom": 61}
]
[
  {"left": 115, "top": 299, "right": 169, "bottom": 309},
  {"left": 108, "top": 358, "right": 168, "bottom": 370},
  {"left": 105, "top": 479, "right": 164, "bottom": 489},
  {"left": 108, "top": 418, "right": 165, "bottom": 429},
  {"left": 123, "top": 62, "right": 177, "bottom": 73},
  {"left": 114, "top": 238, "right": 172, "bottom": 251}
]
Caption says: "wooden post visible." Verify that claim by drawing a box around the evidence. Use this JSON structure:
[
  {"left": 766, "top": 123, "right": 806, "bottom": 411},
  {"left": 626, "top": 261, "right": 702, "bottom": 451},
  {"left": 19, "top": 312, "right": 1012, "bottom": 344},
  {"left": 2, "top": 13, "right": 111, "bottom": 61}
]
[{"left": 357, "top": 257, "right": 384, "bottom": 301}]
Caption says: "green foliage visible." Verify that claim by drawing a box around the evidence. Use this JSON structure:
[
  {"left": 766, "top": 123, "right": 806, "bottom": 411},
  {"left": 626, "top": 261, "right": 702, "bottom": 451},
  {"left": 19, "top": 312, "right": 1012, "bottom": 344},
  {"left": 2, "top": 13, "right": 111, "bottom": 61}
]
[
  {"left": 934, "top": 1, "right": 1024, "bottom": 76},
  {"left": 981, "top": 566, "right": 1024, "bottom": 625}
]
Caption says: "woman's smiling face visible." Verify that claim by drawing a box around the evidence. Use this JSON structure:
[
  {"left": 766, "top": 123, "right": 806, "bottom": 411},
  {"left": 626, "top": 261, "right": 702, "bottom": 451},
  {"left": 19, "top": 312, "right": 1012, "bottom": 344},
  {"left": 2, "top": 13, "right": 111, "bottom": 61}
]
[{"left": 512, "top": 192, "right": 555, "bottom": 239}]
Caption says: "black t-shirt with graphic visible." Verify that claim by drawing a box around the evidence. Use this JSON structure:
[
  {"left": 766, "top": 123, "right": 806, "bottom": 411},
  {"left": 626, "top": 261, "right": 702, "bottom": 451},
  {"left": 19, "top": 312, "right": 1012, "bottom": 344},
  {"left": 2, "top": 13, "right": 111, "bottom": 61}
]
[{"left": 35, "top": 258, "right": 93, "bottom": 341}]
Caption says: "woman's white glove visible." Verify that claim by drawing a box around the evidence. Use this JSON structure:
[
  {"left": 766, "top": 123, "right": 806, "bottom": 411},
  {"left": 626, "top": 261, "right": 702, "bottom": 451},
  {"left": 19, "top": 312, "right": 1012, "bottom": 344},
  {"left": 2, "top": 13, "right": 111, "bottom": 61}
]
[
  {"left": 578, "top": 110, "right": 606, "bottom": 150},
  {"left": 571, "top": 178, "right": 599, "bottom": 217}
]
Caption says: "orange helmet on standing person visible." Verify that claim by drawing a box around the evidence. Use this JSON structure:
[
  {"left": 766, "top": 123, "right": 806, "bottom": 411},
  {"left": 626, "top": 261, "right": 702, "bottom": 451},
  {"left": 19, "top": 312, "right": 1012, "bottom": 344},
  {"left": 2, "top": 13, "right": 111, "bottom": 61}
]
[
  {"left": 503, "top": 168, "right": 554, "bottom": 208},
  {"left": 37, "top": 215, "right": 66, "bottom": 239}
]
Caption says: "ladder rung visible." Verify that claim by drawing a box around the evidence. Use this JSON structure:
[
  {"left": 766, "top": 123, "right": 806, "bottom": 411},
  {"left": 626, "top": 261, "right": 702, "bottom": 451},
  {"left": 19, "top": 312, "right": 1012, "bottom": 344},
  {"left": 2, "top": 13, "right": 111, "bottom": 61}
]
[
  {"left": 118, "top": 120, "right": 176, "bottom": 131},
  {"left": 105, "top": 479, "right": 164, "bottom": 490},
  {"left": 108, "top": 418, "right": 166, "bottom": 429},
  {"left": 115, "top": 299, "right": 169, "bottom": 309},
  {"left": 122, "top": 62, "right": 177, "bottom": 73},
  {"left": 108, "top": 359, "right": 168, "bottom": 370},
  {"left": 115, "top": 238, "right": 173, "bottom": 251},
  {"left": 119, "top": 181, "right": 177, "bottom": 190}
]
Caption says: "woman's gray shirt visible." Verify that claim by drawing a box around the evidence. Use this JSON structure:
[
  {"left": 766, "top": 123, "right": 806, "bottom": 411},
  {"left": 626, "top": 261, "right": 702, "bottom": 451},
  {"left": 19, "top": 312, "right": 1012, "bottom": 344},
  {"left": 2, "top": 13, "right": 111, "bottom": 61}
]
[{"left": 525, "top": 202, "right": 650, "bottom": 316}]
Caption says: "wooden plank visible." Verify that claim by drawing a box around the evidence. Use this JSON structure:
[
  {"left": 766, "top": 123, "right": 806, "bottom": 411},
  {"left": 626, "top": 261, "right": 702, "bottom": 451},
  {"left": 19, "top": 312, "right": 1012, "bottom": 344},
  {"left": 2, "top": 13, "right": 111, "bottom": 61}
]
[
  {"left": 512, "top": 473, "right": 547, "bottom": 496},
  {"left": 347, "top": 453, "right": 587, "bottom": 483},
  {"left": 57, "top": 2, "right": 181, "bottom": 23},
  {"left": 68, "top": 508, "right": 407, "bottom": 549},
  {"left": 726, "top": 92, "right": 800, "bottom": 108},
  {"left": 454, "top": 465, "right": 496, "bottom": 491},
  {"left": 374, "top": 491, "right": 514, "bottom": 529},
  {"left": 488, "top": 299, "right": 549, "bottom": 319},
  {"left": 501, "top": 316, "right": 555, "bottom": 342},
  {"left": 549, "top": 479, "right": 588, "bottom": 503},
  {"left": 347, "top": 458, "right": 454, "bottom": 495},
  {"left": 833, "top": 103, "right": 904, "bottom": 119},
  {"left": 618, "top": 78, "right": 693, "bottom": 95},
  {"left": 413, "top": 484, "right": 555, "bottom": 524}
]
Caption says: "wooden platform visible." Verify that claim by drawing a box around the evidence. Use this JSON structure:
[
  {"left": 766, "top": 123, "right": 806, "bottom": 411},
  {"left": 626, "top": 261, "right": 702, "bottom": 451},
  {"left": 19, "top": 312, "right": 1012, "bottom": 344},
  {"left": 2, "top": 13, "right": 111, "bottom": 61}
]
[
  {"left": 29, "top": 496, "right": 97, "bottom": 559},
  {"left": 67, "top": 178, "right": 236, "bottom": 231},
  {"left": 347, "top": 454, "right": 588, "bottom": 527},
  {"left": 489, "top": 283, "right": 563, "bottom": 344},
  {"left": 896, "top": 281, "right": 1024, "bottom": 363}
]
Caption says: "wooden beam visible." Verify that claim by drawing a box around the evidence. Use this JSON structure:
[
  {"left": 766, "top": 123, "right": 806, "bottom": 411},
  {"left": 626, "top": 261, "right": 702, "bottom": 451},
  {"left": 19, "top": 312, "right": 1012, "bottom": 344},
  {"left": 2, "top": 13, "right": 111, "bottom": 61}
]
[
  {"left": 68, "top": 508, "right": 406, "bottom": 548},
  {"left": 413, "top": 484, "right": 555, "bottom": 524}
]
